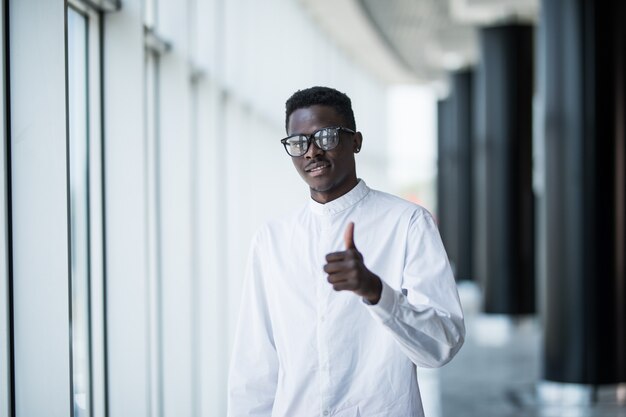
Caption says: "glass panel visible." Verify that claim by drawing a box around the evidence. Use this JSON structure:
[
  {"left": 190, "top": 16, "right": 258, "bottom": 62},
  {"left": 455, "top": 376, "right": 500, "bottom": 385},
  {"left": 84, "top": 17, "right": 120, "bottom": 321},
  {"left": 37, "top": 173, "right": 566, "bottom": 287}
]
[
  {"left": 67, "top": 7, "right": 91, "bottom": 417},
  {"left": 145, "top": 48, "right": 164, "bottom": 417}
]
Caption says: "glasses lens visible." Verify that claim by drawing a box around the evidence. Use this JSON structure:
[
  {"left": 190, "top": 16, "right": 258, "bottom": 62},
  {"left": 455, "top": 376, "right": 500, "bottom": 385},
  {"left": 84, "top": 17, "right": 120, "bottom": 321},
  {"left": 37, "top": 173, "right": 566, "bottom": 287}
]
[
  {"left": 284, "top": 135, "right": 308, "bottom": 156},
  {"left": 314, "top": 128, "right": 339, "bottom": 150}
]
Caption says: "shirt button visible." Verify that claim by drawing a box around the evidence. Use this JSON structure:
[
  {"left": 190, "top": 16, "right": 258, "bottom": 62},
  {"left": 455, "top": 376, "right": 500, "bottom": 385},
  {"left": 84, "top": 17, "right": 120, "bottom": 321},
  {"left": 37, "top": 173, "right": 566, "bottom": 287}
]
[
  {"left": 323, "top": 411, "right": 329, "bottom": 416},
  {"left": 320, "top": 315, "right": 325, "bottom": 322}
]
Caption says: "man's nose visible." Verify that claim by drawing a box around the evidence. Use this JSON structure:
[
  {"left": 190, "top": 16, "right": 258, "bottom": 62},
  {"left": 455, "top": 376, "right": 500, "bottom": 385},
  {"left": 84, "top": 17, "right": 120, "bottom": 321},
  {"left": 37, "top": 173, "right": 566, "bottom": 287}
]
[{"left": 304, "top": 140, "right": 324, "bottom": 159}]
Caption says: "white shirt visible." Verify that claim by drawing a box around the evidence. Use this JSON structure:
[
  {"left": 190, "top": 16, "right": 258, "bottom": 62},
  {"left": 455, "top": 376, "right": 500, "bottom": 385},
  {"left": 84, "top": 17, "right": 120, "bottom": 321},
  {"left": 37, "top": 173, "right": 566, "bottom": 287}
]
[{"left": 228, "top": 180, "right": 465, "bottom": 417}]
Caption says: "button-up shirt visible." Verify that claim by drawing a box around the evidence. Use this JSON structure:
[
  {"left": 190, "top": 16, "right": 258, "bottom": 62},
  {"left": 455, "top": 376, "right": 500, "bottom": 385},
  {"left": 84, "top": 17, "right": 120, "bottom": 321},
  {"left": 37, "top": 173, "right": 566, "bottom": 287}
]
[{"left": 228, "top": 180, "right": 465, "bottom": 417}]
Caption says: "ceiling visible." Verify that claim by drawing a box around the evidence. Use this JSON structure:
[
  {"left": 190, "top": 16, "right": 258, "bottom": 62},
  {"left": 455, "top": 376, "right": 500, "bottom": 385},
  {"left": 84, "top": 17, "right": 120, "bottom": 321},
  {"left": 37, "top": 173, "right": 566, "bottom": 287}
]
[{"left": 300, "top": 0, "right": 538, "bottom": 85}]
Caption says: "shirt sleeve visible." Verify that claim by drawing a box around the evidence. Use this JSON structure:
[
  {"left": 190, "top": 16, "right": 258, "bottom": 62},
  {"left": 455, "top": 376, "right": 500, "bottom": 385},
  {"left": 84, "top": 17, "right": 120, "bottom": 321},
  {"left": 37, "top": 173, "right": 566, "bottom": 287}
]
[
  {"left": 365, "top": 209, "right": 465, "bottom": 368},
  {"left": 227, "top": 229, "right": 278, "bottom": 416}
]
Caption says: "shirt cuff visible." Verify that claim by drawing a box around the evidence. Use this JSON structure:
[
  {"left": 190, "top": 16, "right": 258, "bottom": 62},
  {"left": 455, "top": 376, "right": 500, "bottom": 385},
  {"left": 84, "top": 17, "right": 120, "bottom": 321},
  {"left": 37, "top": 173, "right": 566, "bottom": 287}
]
[{"left": 363, "top": 280, "right": 397, "bottom": 323}]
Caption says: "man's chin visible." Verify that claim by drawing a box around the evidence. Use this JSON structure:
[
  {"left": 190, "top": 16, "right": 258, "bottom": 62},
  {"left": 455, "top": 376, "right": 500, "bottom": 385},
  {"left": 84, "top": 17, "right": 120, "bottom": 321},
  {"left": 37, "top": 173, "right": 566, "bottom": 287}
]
[{"left": 307, "top": 180, "right": 334, "bottom": 193}]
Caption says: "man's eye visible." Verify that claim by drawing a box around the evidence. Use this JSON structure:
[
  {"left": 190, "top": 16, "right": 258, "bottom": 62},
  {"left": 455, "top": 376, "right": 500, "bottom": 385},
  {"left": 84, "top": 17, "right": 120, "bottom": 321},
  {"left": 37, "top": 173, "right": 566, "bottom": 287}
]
[{"left": 287, "top": 139, "right": 306, "bottom": 150}]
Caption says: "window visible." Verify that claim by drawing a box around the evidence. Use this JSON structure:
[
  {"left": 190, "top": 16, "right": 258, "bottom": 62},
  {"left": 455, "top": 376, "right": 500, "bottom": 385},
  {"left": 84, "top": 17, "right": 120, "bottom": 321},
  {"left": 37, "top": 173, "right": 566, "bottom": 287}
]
[
  {"left": 143, "top": 9, "right": 171, "bottom": 414},
  {"left": 67, "top": 6, "right": 91, "bottom": 415},
  {"left": 67, "top": 2, "right": 106, "bottom": 417}
]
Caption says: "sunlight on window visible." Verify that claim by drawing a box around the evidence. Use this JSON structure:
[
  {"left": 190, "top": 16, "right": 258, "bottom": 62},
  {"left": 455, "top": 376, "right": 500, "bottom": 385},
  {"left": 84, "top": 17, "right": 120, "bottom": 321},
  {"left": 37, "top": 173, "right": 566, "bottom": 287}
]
[
  {"left": 67, "top": 7, "right": 91, "bottom": 417},
  {"left": 387, "top": 85, "right": 438, "bottom": 213}
]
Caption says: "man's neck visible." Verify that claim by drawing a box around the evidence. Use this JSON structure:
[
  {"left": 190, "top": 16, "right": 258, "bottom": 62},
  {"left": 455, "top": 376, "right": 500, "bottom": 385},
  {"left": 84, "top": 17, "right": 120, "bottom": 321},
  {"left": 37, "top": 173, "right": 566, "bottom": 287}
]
[{"left": 309, "top": 177, "right": 359, "bottom": 204}]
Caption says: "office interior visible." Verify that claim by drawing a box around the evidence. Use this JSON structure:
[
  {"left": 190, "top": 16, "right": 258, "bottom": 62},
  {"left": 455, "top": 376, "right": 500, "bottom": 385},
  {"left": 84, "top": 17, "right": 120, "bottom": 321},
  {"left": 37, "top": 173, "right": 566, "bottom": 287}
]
[{"left": 1, "top": 0, "right": 625, "bottom": 416}]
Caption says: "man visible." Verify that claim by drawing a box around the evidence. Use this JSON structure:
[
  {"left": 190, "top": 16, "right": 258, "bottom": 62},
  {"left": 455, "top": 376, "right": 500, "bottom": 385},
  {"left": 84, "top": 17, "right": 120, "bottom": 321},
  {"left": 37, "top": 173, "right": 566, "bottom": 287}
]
[{"left": 228, "top": 86, "right": 465, "bottom": 417}]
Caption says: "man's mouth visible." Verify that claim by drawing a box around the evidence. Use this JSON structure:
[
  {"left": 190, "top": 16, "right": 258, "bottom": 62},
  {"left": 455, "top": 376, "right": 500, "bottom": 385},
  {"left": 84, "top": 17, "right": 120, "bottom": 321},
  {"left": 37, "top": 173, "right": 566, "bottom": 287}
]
[{"left": 305, "top": 161, "right": 331, "bottom": 176}]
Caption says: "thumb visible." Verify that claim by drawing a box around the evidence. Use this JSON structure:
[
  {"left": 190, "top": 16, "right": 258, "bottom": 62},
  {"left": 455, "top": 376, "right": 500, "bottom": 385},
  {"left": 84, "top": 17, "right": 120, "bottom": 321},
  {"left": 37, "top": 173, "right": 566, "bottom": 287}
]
[{"left": 344, "top": 222, "right": 356, "bottom": 250}]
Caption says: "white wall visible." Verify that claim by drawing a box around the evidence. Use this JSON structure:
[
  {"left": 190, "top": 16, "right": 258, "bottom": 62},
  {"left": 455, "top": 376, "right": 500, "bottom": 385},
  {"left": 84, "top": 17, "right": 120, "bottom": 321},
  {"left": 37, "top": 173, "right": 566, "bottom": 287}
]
[
  {"left": 3, "top": 0, "right": 391, "bottom": 416},
  {"left": 104, "top": 0, "right": 151, "bottom": 415},
  {"left": 8, "top": 0, "right": 72, "bottom": 416}
]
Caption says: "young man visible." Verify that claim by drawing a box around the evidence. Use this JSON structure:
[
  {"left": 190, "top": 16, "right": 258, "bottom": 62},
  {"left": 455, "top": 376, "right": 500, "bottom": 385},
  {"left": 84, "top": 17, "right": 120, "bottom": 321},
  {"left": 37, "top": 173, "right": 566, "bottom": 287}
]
[{"left": 228, "top": 86, "right": 465, "bottom": 417}]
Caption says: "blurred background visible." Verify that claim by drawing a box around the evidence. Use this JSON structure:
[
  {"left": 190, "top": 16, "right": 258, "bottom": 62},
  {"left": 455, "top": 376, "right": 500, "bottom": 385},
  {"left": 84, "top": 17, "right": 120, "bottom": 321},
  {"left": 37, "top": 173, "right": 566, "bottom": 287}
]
[{"left": 1, "top": 0, "right": 625, "bottom": 416}]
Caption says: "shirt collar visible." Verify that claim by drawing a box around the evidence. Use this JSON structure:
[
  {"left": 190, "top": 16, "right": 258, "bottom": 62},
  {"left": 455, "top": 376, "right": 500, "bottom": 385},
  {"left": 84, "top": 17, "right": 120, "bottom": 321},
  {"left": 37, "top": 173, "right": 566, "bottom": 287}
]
[{"left": 309, "top": 179, "right": 370, "bottom": 216}]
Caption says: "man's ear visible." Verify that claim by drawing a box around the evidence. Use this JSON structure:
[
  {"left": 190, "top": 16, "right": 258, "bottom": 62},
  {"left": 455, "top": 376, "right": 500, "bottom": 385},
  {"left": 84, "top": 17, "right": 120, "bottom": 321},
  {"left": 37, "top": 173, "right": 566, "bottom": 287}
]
[{"left": 354, "top": 132, "right": 363, "bottom": 153}]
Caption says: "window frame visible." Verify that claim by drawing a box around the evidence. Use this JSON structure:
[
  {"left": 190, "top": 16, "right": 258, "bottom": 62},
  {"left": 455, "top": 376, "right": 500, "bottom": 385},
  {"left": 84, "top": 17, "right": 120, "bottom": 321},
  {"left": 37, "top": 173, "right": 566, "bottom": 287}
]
[{"left": 0, "top": 0, "right": 11, "bottom": 416}]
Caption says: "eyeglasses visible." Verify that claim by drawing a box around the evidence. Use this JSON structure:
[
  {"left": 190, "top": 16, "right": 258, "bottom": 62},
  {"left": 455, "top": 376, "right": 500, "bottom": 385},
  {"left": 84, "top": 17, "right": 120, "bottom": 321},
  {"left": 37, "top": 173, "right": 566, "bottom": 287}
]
[{"left": 280, "top": 126, "right": 356, "bottom": 157}]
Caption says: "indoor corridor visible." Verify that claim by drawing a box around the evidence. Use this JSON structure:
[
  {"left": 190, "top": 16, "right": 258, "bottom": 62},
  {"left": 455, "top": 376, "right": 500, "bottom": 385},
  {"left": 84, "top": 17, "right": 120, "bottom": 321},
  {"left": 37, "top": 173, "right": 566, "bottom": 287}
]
[
  {"left": 421, "top": 283, "right": 626, "bottom": 417},
  {"left": 1, "top": 0, "right": 625, "bottom": 416}
]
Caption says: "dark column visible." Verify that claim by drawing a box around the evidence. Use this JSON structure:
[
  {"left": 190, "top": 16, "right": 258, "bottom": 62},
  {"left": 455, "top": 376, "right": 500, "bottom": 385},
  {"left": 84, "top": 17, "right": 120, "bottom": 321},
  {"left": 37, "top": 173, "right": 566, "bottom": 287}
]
[
  {"left": 451, "top": 70, "right": 474, "bottom": 281},
  {"left": 438, "top": 70, "right": 474, "bottom": 280},
  {"left": 437, "top": 97, "right": 456, "bottom": 273},
  {"left": 539, "top": 0, "right": 626, "bottom": 385},
  {"left": 474, "top": 24, "right": 535, "bottom": 314}
]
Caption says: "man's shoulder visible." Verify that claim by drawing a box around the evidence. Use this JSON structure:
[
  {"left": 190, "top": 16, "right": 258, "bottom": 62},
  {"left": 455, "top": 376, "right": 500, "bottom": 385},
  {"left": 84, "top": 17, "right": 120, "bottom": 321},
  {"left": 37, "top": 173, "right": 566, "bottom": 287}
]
[{"left": 366, "top": 187, "right": 430, "bottom": 218}]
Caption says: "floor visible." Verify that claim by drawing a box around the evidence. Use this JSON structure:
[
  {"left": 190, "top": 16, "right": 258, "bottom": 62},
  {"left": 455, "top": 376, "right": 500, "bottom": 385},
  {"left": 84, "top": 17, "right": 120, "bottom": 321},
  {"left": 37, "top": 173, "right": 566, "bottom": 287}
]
[{"left": 416, "top": 282, "right": 626, "bottom": 417}]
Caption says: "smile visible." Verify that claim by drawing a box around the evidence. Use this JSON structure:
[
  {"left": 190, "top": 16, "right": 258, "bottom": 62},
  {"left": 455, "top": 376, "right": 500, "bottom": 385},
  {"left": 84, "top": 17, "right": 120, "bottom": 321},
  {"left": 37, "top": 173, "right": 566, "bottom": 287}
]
[{"left": 305, "top": 162, "right": 331, "bottom": 176}]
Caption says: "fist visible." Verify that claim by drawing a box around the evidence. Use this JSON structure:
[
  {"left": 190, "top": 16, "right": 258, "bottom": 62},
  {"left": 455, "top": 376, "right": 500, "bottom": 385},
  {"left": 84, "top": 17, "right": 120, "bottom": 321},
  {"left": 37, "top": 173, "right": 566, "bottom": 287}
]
[{"left": 323, "top": 222, "right": 382, "bottom": 304}]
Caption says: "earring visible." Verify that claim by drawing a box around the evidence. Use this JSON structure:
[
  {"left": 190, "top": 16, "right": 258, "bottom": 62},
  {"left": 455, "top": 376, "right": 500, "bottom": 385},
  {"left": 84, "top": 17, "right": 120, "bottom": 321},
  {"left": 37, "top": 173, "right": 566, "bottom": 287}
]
[{"left": 355, "top": 147, "right": 361, "bottom": 153}]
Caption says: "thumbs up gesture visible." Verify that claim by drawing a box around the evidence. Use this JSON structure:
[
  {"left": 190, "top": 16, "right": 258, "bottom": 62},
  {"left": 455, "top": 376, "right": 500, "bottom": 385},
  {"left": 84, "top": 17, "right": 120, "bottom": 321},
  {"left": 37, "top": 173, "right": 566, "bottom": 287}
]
[{"left": 323, "top": 222, "right": 383, "bottom": 304}]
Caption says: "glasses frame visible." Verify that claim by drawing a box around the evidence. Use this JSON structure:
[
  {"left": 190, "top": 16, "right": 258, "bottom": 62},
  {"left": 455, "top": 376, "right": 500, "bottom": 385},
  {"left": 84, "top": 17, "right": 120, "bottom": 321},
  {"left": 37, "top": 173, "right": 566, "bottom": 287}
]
[{"left": 280, "top": 126, "right": 356, "bottom": 157}]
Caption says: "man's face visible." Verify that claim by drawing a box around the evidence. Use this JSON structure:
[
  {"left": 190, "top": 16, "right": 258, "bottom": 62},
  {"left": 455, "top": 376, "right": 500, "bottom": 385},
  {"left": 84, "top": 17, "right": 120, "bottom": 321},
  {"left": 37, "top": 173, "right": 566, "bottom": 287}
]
[{"left": 287, "top": 105, "right": 362, "bottom": 204}]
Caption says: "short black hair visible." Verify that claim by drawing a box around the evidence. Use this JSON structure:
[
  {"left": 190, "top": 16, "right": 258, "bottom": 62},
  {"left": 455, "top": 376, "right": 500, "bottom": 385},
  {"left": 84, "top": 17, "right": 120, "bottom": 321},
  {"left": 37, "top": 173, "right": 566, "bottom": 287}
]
[{"left": 285, "top": 86, "right": 356, "bottom": 132}]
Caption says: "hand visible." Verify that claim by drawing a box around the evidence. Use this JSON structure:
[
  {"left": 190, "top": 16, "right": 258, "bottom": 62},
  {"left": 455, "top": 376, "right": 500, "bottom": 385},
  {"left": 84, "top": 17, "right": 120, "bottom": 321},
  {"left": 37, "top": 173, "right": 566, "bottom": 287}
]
[{"left": 323, "top": 222, "right": 383, "bottom": 304}]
